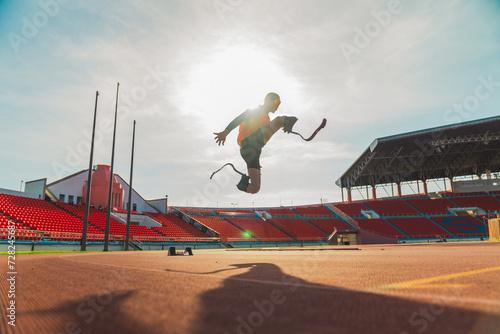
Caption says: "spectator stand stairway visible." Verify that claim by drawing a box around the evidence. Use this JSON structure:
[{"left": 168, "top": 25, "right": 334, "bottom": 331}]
[
  {"left": 290, "top": 205, "right": 356, "bottom": 242},
  {"left": 253, "top": 210, "right": 298, "bottom": 241},
  {"left": 171, "top": 209, "right": 254, "bottom": 245},
  {"left": 179, "top": 209, "right": 302, "bottom": 246},
  {"left": 52, "top": 202, "right": 142, "bottom": 243},
  {"left": 210, "top": 210, "right": 270, "bottom": 243},
  {"left": 143, "top": 212, "right": 218, "bottom": 244},
  {"left": 52, "top": 202, "right": 106, "bottom": 235},
  {"left": 224, "top": 217, "right": 294, "bottom": 243}
]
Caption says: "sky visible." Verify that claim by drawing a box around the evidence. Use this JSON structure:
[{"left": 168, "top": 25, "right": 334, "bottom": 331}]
[{"left": 1, "top": 0, "right": 500, "bottom": 209}]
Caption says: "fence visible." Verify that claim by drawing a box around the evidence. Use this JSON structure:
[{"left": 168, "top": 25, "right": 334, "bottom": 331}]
[{"left": 0, "top": 228, "right": 220, "bottom": 244}]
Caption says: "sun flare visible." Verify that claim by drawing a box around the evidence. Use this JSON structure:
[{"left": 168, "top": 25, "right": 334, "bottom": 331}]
[{"left": 179, "top": 45, "right": 301, "bottom": 130}]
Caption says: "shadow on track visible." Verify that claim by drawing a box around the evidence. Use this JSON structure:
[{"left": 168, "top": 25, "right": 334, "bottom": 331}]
[
  {"left": 17, "top": 290, "right": 156, "bottom": 334},
  {"left": 188, "top": 263, "right": 500, "bottom": 334}
]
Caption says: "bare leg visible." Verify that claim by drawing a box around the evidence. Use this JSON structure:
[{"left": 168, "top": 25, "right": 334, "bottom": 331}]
[
  {"left": 245, "top": 117, "right": 287, "bottom": 194},
  {"left": 246, "top": 168, "right": 261, "bottom": 194},
  {"left": 239, "top": 117, "right": 289, "bottom": 194}
]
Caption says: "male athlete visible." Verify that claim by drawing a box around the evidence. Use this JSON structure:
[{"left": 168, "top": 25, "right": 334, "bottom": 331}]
[{"left": 213, "top": 92, "right": 297, "bottom": 194}]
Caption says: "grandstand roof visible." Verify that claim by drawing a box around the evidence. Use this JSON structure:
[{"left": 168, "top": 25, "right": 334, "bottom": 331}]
[{"left": 336, "top": 115, "right": 500, "bottom": 189}]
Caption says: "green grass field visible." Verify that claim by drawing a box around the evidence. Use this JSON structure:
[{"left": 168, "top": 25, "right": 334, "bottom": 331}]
[{"left": 0, "top": 250, "right": 99, "bottom": 255}]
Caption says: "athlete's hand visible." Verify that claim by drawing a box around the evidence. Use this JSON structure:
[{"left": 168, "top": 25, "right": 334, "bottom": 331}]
[{"left": 214, "top": 130, "right": 229, "bottom": 146}]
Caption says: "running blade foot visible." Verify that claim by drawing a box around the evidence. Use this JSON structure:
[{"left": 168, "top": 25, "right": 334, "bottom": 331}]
[{"left": 283, "top": 116, "right": 298, "bottom": 133}]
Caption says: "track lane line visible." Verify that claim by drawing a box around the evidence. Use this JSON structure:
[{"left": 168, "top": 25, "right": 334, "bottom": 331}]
[{"left": 372, "top": 266, "right": 500, "bottom": 290}]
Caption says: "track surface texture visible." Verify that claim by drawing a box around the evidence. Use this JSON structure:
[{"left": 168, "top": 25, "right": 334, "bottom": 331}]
[{"left": 1, "top": 242, "right": 500, "bottom": 334}]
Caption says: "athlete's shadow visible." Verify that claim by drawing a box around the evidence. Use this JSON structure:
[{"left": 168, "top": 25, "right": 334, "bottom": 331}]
[
  {"left": 18, "top": 290, "right": 151, "bottom": 334},
  {"left": 189, "top": 262, "right": 499, "bottom": 334}
]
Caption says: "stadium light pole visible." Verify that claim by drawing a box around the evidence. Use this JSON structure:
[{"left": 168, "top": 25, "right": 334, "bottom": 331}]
[
  {"left": 82, "top": 91, "right": 99, "bottom": 251},
  {"left": 125, "top": 120, "right": 136, "bottom": 251},
  {"left": 104, "top": 83, "right": 120, "bottom": 252}
]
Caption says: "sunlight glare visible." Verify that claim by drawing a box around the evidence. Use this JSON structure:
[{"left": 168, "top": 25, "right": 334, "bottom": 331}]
[{"left": 180, "top": 46, "right": 301, "bottom": 131}]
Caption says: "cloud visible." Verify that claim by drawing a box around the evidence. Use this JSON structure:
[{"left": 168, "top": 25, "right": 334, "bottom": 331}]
[{"left": 1, "top": 0, "right": 499, "bottom": 207}]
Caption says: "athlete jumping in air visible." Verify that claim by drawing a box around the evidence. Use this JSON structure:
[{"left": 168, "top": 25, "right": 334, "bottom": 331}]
[{"left": 213, "top": 92, "right": 298, "bottom": 194}]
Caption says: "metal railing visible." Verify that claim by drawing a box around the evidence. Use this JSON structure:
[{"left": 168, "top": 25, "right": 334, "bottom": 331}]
[
  {"left": 0, "top": 228, "right": 220, "bottom": 244},
  {"left": 226, "top": 237, "right": 312, "bottom": 243}
]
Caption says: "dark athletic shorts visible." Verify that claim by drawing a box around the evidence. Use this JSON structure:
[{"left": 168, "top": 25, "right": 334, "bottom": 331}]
[{"left": 240, "top": 129, "right": 265, "bottom": 170}]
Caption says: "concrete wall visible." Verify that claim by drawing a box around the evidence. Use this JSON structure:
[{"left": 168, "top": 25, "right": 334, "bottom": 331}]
[
  {"left": 46, "top": 166, "right": 156, "bottom": 213},
  {"left": 112, "top": 213, "right": 162, "bottom": 228},
  {"left": 0, "top": 188, "right": 39, "bottom": 198},
  {"left": 48, "top": 170, "right": 87, "bottom": 204},
  {"left": 114, "top": 175, "right": 157, "bottom": 213},
  {"left": 453, "top": 179, "right": 500, "bottom": 193},
  {"left": 359, "top": 230, "right": 398, "bottom": 244},
  {"left": 147, "top": 198, "right": 168, "bottom": 213},
  {"left": 24, "top": 179, "right": 46, "bottom": 199}
]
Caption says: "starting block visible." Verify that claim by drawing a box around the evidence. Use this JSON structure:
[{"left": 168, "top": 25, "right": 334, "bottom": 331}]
[{"left": 168, "top": 246, "right": 193, "bottom": 256}]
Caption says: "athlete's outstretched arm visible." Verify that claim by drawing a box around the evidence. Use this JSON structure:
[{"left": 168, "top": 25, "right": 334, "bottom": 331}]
[
  {"left": 213, "top": 109, "right": 258, "bottom": 146},
  {"left": 214, "top": 129, "right": 229, "bottom": 146}
]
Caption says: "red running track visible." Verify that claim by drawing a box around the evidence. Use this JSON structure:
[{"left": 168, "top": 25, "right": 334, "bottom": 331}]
[{"left": 1, "top": 242, "right": 500, "bottom": 334}]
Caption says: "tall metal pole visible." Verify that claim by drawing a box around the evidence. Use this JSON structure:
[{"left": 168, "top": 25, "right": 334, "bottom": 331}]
[
  {"left": 82, "top": 91, "right": 99, "bottom": 251},
  {"left": 125, "top": 120, "right": 136, "bottom": 251},
  {"left": 104, "top": 83, "right": 120, "bottom": 252}
]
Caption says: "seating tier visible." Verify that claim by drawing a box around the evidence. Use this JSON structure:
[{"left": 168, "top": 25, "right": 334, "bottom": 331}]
[
  {"left": 307, "top": 219, "right": 353, "bottom": 234},
  {"left": 293, "top": 206, "right": 335, "bottom": 218},
  {"left": 354, "top": 219, "right": 407, "bottom": 238},
  {"left": 386, "top": 217, "right": 452, "bottom": 238},
  {"left": 429, "top": 216, "right": 488, "bottom": 237},
  {"left": 226, "top": 218, "right": 293, "bottom": 241},
  {"left": 191, "top": 216, "right": 252, "bottom": 241},
  {"left": 269, "top": 219, "right": 326, "bottom": 240},
  {"left": 144, "top": 212, "right": 207, "bottom": 238},
  {"left": 362, "top": 200, "right": 420, "bottom": 217}
]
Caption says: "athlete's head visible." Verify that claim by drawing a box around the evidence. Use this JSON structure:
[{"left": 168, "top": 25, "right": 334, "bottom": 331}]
[{"left": 264, "top": 92, "right": 280, "bottom": 113}]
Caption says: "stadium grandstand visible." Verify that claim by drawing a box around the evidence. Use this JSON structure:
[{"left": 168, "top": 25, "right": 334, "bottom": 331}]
[{"left": 2, "top": 116, "right": 500, "bottom": 251}]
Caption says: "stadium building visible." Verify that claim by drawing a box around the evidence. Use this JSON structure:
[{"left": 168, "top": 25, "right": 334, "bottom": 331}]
[{"left": 1, "top": 116, "right": 500, "bottom": 251}]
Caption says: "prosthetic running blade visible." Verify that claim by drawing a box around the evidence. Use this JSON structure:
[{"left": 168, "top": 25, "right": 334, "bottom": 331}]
[
  {"left": 290, "top": 118, "right": 327, "bottom": 141},
  {"left": 210, "top": 163, "right": 245, "bottom": 180}
]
